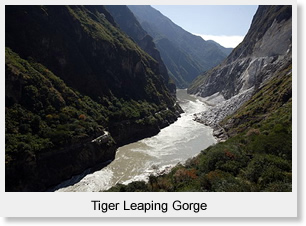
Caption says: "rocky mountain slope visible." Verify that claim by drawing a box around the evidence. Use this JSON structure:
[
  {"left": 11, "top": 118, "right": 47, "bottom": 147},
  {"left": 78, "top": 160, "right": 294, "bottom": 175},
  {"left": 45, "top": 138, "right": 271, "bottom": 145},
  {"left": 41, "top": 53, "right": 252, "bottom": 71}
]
[
  {"left": 5, "top": 5, "right": 182, "bottom": 191},
  {"left": 188, "top": 5, "right": 292, "bottom": 132},
  {"left": 128, "top": 5, "right": 232, "bottom": 88}
]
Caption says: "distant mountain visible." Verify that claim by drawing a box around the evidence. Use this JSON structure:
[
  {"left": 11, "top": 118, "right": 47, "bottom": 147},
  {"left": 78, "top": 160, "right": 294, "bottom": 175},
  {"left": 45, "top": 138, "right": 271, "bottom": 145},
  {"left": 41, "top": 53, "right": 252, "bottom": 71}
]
[
  {"left": 5, "top": 5, "right": 182, "bottom": 191},
  {"left": 206, "top": 40, "right": 233, "bottom": 55},
  {"left": 128, "top": 5, "right": 231, "bottom": 88},
  {"left": 104, "top": 5, "right": 176, "bottom": 93}
]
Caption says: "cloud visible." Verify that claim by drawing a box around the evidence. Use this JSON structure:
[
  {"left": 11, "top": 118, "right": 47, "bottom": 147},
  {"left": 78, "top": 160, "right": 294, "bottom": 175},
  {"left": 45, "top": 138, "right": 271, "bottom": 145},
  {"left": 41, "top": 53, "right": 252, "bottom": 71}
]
[{"left": 194, "top": 34, "right": 245, "bottom": 48}]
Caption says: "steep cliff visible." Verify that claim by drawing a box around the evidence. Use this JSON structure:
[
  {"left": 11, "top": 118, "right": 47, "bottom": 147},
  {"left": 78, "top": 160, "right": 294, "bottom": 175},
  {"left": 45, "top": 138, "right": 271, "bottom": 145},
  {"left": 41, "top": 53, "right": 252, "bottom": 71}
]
[
  {"left": 5, "top": 5, "right": 182, "bottom": 191},
  {"left": 188, "top": 6, "right": 292, "bottom": 130},
  {"left": 128, "top": 5, "right": 231, "bottom": 88},
  {"left": 189, "top": 6, "right": 291, "bottom": 100}
]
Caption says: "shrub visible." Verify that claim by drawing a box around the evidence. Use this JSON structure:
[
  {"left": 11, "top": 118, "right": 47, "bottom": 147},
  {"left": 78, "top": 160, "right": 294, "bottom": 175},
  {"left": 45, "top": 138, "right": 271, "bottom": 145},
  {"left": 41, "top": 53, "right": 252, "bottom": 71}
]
[
  {"left": 200, "top": 170, "right": 251, "bottom": 192},
  {"left": 263, "top": 182, "right": 292, "bottom": 192},
  {"left": 243, "top": 154, "right": 291, "bottom": 187},
  {"left": 199, "top": 144, "right": 249, "bottom": 175}
]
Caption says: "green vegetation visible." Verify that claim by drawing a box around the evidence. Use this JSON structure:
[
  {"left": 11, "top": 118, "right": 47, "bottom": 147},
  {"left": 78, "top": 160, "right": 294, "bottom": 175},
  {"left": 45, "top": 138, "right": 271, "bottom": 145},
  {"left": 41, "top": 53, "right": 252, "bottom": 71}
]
[
  {"left": 67, "top": 6, "right": 141, "bottom": 53},
  {"left": 5, "top": 47, "right": 105, "bottom": 163},
  {"left": 5, "top": 47, "right": 177, "bottom": 165},
  {"left": 108, "top": 64, "right": 292, "bottom": 192}
]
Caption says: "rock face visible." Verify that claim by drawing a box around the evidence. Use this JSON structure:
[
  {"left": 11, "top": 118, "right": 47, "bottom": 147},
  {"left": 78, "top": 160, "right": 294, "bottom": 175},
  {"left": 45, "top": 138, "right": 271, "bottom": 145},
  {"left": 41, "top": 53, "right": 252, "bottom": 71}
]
[
  {"left": 189, "top": 5, "right": 292, "bottom": 136},
  {"left": 194, "top": 87, "right": 254, "bottom": 141},
  {"left": 128, "top": 5, "right": 231, "bottom": 88},
  {"left": 5, "top": 5, "right": 182, "bottom": 191},
  {"left": 189, "top": 6, "right": 292, "bottom": 99}
]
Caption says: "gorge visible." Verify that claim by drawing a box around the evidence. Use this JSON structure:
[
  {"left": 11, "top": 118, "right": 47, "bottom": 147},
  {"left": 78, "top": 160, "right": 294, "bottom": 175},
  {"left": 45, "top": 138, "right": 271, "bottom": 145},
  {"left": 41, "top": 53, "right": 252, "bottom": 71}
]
[
  {"left": 108, "top": 5, "right": 293, "bottom": 192},
  {"left": 53, "top": 89, "right": 216, "bottom": 192},
  {"left": 5, "top": 5, "right": 292, "bottom": 192}
]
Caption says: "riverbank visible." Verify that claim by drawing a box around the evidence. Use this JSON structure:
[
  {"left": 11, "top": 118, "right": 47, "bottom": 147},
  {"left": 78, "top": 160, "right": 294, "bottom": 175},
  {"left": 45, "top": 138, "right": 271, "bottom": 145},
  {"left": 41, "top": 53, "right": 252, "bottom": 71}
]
[{"left": 55, "top": 89, "right": 216, "bottom": 192}]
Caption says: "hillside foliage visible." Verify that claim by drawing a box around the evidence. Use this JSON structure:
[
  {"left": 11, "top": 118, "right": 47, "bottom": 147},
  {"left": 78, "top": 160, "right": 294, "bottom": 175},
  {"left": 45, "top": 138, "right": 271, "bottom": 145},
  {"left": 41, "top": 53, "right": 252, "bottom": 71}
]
[{"left": 5, "top": 47, "right": 180, "bottom": 165}]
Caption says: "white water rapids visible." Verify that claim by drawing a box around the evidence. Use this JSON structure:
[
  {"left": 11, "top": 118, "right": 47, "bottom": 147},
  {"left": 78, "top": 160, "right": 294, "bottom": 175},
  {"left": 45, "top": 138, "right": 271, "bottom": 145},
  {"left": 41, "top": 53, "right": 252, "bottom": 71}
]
[{"left": 55, "top": 89, "right": 216, "bottom": 192}]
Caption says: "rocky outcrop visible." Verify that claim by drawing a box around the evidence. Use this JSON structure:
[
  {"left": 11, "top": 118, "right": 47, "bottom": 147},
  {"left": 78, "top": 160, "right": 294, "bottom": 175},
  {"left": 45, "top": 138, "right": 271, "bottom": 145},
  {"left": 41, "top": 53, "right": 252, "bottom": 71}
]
[
  {"left": 194, "top": 87, "right": 254, "bottom": 141},
  {"left": 189, "top": 6, "right": 292, "bottom": 139}
]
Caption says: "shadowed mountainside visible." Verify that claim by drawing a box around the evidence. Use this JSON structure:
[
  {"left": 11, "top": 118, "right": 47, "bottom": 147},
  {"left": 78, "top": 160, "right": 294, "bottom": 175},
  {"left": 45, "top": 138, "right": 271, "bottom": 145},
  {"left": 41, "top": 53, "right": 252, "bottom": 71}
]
[{"left": 5, "top": 5, "right": 182, "bottom": 191}]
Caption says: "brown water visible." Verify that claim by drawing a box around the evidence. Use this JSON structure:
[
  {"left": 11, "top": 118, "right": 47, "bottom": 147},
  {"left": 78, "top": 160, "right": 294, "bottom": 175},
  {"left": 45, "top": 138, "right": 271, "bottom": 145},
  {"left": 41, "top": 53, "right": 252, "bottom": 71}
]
[{"left": 56, "top": 89, "right": 216, "bottom": 192}]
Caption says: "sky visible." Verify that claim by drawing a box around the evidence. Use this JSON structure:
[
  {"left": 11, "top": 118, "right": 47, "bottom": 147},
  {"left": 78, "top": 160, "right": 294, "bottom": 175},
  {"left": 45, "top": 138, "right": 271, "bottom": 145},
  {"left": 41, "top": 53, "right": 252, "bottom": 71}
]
[{"left": 151, "top": 5, "right": 258, "bottom": 48}]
